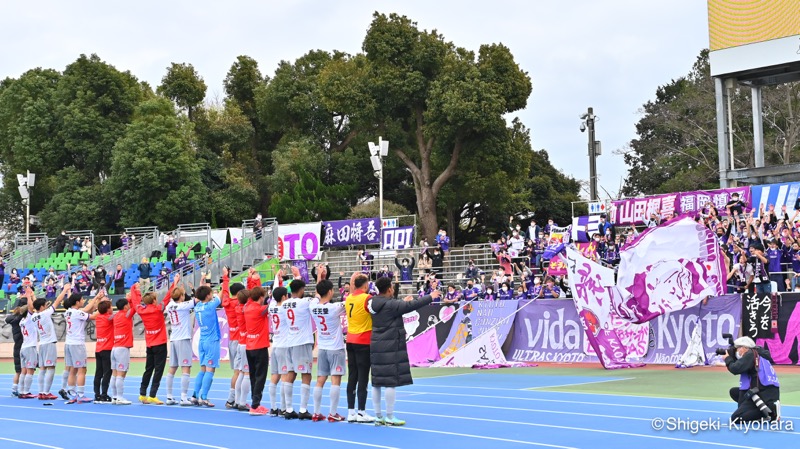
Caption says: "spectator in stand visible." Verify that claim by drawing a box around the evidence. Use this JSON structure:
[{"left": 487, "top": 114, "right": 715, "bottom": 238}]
[
  {"left": 435, "top": 229, "right": 450, "bottom": 255},
  {"left": 71, "top": 236, "right": 81, "bottom": 252},
  {"left": 497, "top": 282, "right": 513, "bottom": 300},
  {"left": 94, "top": 265, "right": 107, "bottom": 290},
  {"left": 246, "top": 267, "right": 262, "bottom": 290},
  {"left": 728, "top": 254, "right": 754, "bottom": 294},
  {"left": 417, "top": 251, "right": 432, "bottom": 276},
  {"left": 44, "top": 268, "right": 58, "bottom": 286},
  {"left": 376, "top": 265, "right": 393, "bottom": 280},
  {"left": 253, "top": 213, "right": 263, "bottom": 240},
  {"left": 544, "top": 219, "right": 557, "bottom": 235},
  {"left": 165, "top": 236, "right": 178, "bottom": 262},
  {"left": 174, "top": 251, "right": 188, "bottom": 271},
  {"left": 99, "top": 240, "right": 111, "bottom": 256},
  {"left": 536, "top": 276, "right": 561, "bottom": 299},
  {"left": 766, "top": 239, "right": 784, "bottom": 292},
  {"left": 120, "top": 232, "right": 130, "bottom": 250},
  {"left": 527, "top": 219, "right": 541, "bottom": 243},
  {"left": 787, "top": 242, "right": 800, "bottom": 291},
  {"left": 603, "top": 241, "right": 620, "bottom": 266},
  {"left": 81, "top": 236, "right": 91, "bottom": 253},
  {"left": 643, "top": 211, "right": 661, "bottom": 228},
  {"left": 483, "top": 286, "right": 496, "bottom": 301},
  {"left": 463, "top": 259, "right": 484, "bottom": 285},
  {"left": 311, "top": 262, "right": 330, "bottom": 284},
  {"left": 337, "top": 272, "right": 351, "bottom": 300},
  {"left": 428, "top": 247, "right": 444, "bottom": 274},
  {"left": 274, "top": 263, "right": 300, "bottom": 288},
  {"left": 507, "top": 229, "right": 525, "bottom": 257},
  {"left": 442, "top": 285, "right": 460, "bottom": 304},
  {"left": 394, "top": 253, "right": 415, "bottom": 286},
  {"left": 726, "top": 192, "right": 747, "bottom": 219},
  {"left": 112, "top": 264, "right": 125, "bottom": 295},
  {"left": 497, "top": 249, "right": 513, "bottom": 276},
  {"left": 463, "top": 279, "right": 481, "bottom": 301},
  {"left": 419, "top": 237, "right": 429, "bottom": 255},
  {"left": 45, "top": 278, "right": 57, "bottom": 299},
  {"left": 514, "top": 285, "right": 527, "bottom": 300},
  {"left": 55, "top": 231, "right": 68, "bottom": 254},
  {"left": 138, "top": 257, "right": 153, "bottom": 291},
  {"left": 749, "top": 246, "right": 770, "bottom": 295},
  {"left": 490, "top": 268, "right": 509, "bottom": 292}
]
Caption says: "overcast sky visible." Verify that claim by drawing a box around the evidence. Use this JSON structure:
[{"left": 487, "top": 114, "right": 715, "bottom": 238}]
[{"left": 0, "top": 0, "right": 710, "bottom": 199}]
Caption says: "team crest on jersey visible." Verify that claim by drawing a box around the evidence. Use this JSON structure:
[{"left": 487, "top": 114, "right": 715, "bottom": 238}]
[
  {"left": 207, "top": 359, "right": 214, "bottom": 365},
  {"left": 75, "top": 361, "right": 82, "bottom": 366},
  {"left": 244, "top": 364, "right": 249, "bottom": 370},
  {"left": 118, "top": 364, "right": 124, "bottom": 369},
  {"left": 282, "top": 365, "right": 287, "bottom": 371},
  {"left": 298, "top": 364, "right": 305, "bottom": 371},
  {"left": 335, "top": 366, "right": 342, "bottom": 372},
  {"left": 183, "top": 359, "right": 189, "bottom": 365},
  {"left": 46, "top": 360, "right": 52, "bottom": 365}
]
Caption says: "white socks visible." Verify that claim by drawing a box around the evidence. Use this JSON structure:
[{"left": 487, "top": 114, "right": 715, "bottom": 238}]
[
  {"left": 24, "top": 374, "right": 34, "bottom": 394},
  {"left": 239, "top": 376, "right": 251, "bottom": 406},
  {"left": 166, "top": 374, "right": 174, "bottom": 398},
  {"left": 44, "top": 369, "right": 55, "bottom": 393},
  {"left": 115, "top": 376, "right": 125, "bottom": 399},
  {"left": 38, "top": 370, "right": 45, "bottom": 394},
  {"left": 77, "top": 386, "right": 85, "bottom": 398},
  {"left": 282, "top": 382, "right": 294, "bottom": 412},
  {"left": 181, "top": 373, "right": 190, "bottom": 400},
  {"left": 300, "top": 384, "right": 310, "bottom": 413},
  {"left": 269, "top": 382, "right": 278, "bottom": 410},
  {"left": 385, "top": 387, "right": 396, "bottom": 419},
  {"left": 234, "top": 376, "right": 243, "bottom": 405},
  {"left": 110, "top": 376, "right": 118, "bottom": 398},
  {"left": 61, "top": 370, "right": 69, "bottom": 390},
  {"left": 330, "top": 384, "right": 341, "bottom": 416},
  {"left": 372, "top": 386, "right": 382, "bottom": 418},
  {"left": 313, "top": 386, "right": 323, "bottom": 415}
]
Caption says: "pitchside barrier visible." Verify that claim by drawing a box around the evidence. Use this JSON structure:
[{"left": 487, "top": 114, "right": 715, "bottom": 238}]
[{"left": 6, "top": 294, "right": 800, "bottom": 366}]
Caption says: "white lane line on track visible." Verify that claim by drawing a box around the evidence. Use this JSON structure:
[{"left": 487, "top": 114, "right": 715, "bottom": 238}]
[{"left": 0, "top": 437, "right": 64, "bottom": 449}]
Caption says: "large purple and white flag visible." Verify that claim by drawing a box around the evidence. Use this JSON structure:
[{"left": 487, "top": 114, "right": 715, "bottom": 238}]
[{"left": 615, "top": 216, "right": 727, "bottom": 323}]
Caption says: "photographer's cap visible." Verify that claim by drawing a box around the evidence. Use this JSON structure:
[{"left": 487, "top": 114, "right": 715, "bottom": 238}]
[{"left": 733, "top": 336, "right": 756, "bottom": 349}]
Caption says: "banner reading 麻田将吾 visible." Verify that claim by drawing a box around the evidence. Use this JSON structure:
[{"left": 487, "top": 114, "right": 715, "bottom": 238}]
[{"left": 322, "top": 218, "right": 381, "bottom": 247}]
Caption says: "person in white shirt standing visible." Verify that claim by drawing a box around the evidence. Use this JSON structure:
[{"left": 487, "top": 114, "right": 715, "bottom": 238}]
[
  {"left": 63, "top": 291, "right": 103, "bottom": 403},
  {"left": 18, "top": 288, "right": 39, "bottom": 399},
  {"left": 29, "top": 283, "right": 71, "bottom": 400},
  {"left": 310, "top": 279, "right": 347, "bottom": 422},
  {"left": 267, "top": 289, "right": 288, "bottom": 416},
  {"left": 278, "top": 279, "right": 314, "bottom": 420},
  {"left": 164, "top": 278, "right": 198, "bottom": 406}
]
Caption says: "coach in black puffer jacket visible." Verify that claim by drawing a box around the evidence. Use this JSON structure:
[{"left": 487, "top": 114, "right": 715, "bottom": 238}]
[{"left": 369, "top": 277, "right": 440, "bottom": 387}]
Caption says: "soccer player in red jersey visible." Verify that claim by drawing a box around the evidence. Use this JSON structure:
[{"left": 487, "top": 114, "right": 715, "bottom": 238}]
[
  {"left": 233, "top": 286, "right": 250, "bottom": 411},
  {"left": 110, "top": 286, "right": 140, "bottom": 405},
  {"left": 91, "top": 297, "right": 114, "bottom": 403},
  {"left": 243, "top": 286, "right": 271, "bottom": 416},
  {"left": 137, "top": 278, "right": 178, "bottom": 405},
  {"left": 220, "top": 268, "right": 241, "bottom": 408}
]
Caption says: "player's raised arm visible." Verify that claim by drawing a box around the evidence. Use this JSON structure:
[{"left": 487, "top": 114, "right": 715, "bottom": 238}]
[
  {"left": 53, "top": 283, "right": 71, "bottom": 309},
  {"left": 82, "top": 290, "right": 104, "bottom": 313}
]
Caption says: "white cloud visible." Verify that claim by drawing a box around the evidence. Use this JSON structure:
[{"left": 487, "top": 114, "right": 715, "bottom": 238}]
[{"left": 0, "top": 0, "right": 710, "bottom": 198}]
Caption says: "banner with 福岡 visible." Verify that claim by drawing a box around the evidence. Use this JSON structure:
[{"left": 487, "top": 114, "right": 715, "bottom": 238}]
[
  {"left": 612, "top": 187, "right": 751, "bottom": 225},
  {"left": 322, "top": 218, "right": 381, "bottom": 247}
]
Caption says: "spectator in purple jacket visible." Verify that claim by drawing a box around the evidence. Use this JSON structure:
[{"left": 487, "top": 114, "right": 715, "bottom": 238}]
[
  {"left": 120, "top": 232, "right": 130, "bottom": 250},
  {"left": 164, "top": 236, "right": 178, "bottom": 262},
  {"left": 442, "top": 285, "right": 461, "bottom": 304},
  {"left": 435, "top": 229, "right": 450, "bottom": 254}
]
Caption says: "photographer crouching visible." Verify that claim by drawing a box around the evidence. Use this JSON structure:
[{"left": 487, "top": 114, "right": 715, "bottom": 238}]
[{"left": 725, "top": 336, "right": 781, "bottom": 423}]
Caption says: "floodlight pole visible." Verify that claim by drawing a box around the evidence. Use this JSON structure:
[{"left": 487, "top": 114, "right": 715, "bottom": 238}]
[
  {"left": 580, "top": 108, "right": 598, "bottom": 201},
  {"left": 369, "top": 137, "right": 389, "bottom": 221}
]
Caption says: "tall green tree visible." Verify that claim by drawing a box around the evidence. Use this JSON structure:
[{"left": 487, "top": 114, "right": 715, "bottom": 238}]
[
  {"left": 157, "top": 62, "right": 207, "bottom": 121},
  {"left": 108, "top": 97, "right": 207, "bottom": 229},
  {"left": 361, "top": 13, "right": 532, "bottom": 241},
  {"left": 620, "top": 50, "right": 800, "bottom": 196},
  {"left": 224, "top": 56, "right": 264, "bottom": 124}
]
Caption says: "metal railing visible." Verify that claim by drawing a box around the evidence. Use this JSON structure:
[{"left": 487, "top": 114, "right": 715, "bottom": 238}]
[
  {"left": 176, "top": 223, "right": 210, "bottom": 248},
  {"left": 6, "top": 233, "right": 49, "bottom": 270}
]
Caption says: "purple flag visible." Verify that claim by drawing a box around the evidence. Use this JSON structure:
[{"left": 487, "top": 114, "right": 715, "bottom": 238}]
[
  {"left": 407, "top": 327, "right": 440, "bottom": 367},
  {"left": 612, "top": 187, "right": 750, "bottom": 225},
  {"left": 322, "top": 218, "right": 381, "bottom": 247}
]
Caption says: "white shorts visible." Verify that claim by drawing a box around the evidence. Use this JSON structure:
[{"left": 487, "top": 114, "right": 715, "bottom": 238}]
[
  {"left": 64, "top": 344, "right": 87, "bottom": 368},
  {"left": 111, "top": 347, "right": 131, "bottom": 372},
  {"left": 270, "top": 347, "right": 280, "bottom": 375},
  {"left": 169, "top": 339, "right": 193, "bottom": 368},
  {"left": 21, "top": 347, "right": 38, "bottom": 369},
  {"left": 38, "top": 342, "right": 57, "bottom": 368},
  {"left": 317, "top": 348, "right": 346, "bottom": 377},
  {"left": 228, "top": 340, "right": 239, "bottom": 370},
  {"left": 277, "top": 344, "right": 313, "bottom": 374},
  {"left": 237, "top": 344, "right": 249, "bottom": 372}
]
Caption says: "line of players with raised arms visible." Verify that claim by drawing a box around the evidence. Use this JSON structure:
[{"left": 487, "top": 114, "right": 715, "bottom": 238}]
[{"left": 5, "top": 268, "right": 440, "bottom": 426}]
